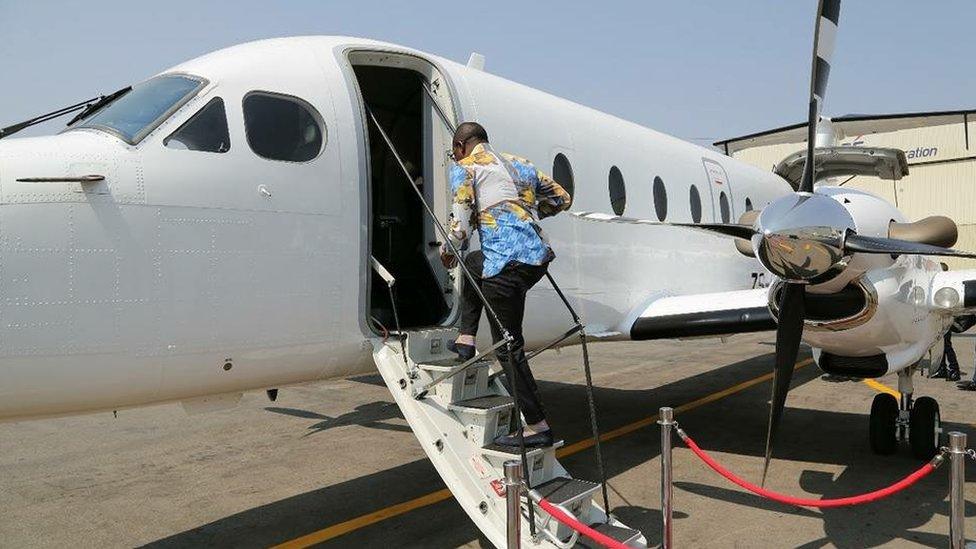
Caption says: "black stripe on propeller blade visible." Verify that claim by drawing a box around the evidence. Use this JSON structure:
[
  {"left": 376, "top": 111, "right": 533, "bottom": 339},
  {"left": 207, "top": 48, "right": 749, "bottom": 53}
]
[{"left": 763, "top": 282, "right": 806, "bottom": 486}]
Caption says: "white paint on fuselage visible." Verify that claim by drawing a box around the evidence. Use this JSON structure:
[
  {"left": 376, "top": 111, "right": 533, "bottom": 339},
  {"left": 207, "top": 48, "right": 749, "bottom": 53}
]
[{"left": 0, "top": 37, "right": 791, "bottom": 421}]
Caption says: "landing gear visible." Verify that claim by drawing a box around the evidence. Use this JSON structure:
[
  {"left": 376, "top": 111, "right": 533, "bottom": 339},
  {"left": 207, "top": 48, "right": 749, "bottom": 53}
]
[
  {"left": 868, "top": 367, "right": 943, "bottom": 458},
  {"left": 909, "top": 397, "right": 940, "bottom": 459},
  {"left": 869, "top": 393, "right": 898, "bottom": 455}
]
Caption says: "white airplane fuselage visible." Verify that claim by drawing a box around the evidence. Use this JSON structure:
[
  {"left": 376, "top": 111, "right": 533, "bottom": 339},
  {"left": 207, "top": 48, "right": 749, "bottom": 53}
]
[{"left": 0, "top": 36, "right": 790, "bottom": 421}]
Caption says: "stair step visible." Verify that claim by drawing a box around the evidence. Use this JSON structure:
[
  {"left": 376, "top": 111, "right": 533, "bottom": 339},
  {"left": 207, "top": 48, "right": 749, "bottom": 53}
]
[
  {"left": 404, "top": 328, "right": 458, "bottom": 365},
  {"left": 532, "top": 476, "right": 601, "bottom": 541},
  {"left": 419, "top": 356, "right": 492, "bottom": 371},
  {"left": 480, "top": 440, "right": 562, "bottom": 458},
  {"left": 480, "top": 441, "right": 563, "bottom": 486},
  {"left": 533, "top": 476, "right": 600, "bottom": 507},
  {"left": 449, "top": 395, "right": 513, "bottom": 412},
  {"left": 418, "top": 358, "right": 492, "bottom": 404},
  {"left": 450, "top": 396, "right": 515, "bottom": 446},
  {"left": 575, "top": 523, "right": 642, "bottom": 548}
]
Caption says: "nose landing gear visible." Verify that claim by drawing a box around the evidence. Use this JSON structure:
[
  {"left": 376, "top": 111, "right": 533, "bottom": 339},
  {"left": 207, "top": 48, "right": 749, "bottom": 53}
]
[{"left": 868, "top": 368, "right": 941, "bottom": 459}]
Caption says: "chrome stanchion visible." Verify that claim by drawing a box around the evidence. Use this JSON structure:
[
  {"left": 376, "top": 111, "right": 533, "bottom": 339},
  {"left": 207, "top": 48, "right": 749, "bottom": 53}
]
[
  {"left": 659, "top": 407, "right": 675, "bottom": 549},
  {"left": 948, "top": 431, "right": 967, "bottom": 549},
  {"left": 504, "top": 460, "right": 523, "bottom": 549}
]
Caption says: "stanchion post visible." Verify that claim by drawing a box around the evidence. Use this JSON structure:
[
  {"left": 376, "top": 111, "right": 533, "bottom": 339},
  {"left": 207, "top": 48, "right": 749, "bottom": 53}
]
[
  {"left": 504, "top": 460, "right": 523, "bottom": 549},
  {"left": 658, "top": 407, "right": 675, "bottom": 549},
  {"left": 948, "top": 431, "right": 966, "bottom": 549}
]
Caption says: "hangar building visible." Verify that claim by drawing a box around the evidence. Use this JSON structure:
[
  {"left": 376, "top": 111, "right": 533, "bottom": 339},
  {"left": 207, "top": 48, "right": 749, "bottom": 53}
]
[{"left": 715, "top": 109, "right": 976, "bottom": 268}]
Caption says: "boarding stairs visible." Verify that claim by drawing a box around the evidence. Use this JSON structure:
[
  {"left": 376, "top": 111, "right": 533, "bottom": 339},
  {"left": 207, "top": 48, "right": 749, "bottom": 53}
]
[{"left": 372, "top": 328, "right": 647, "bottom": 548}]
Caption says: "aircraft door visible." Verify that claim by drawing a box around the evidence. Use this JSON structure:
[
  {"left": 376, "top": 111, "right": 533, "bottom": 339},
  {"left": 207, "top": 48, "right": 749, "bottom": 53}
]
[{"left": 702, "top": 158, "right": 735, "bottom": 223}]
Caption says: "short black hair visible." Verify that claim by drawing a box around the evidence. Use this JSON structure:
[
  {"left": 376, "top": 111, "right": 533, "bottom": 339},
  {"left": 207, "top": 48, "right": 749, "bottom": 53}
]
[{"left": 453, "top": 121, "right": 488, "bottom": 146}]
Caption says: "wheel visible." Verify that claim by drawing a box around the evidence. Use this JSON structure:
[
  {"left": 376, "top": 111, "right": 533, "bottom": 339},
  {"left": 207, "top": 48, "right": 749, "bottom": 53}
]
[
  {"left": 869, "top": 393, "right": 898, "bottom": 455},
  {"left": 909, "top": 396, "right": 941, "bottom": 459}
]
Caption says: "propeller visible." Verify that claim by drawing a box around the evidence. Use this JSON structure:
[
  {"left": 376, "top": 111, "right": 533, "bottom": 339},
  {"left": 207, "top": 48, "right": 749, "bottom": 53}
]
[
  {"left": 764, "top": 282, "right": 805, "bottom": 484},
  {"left": 758, "top": 0, "right": 840, "bottom": 484}
]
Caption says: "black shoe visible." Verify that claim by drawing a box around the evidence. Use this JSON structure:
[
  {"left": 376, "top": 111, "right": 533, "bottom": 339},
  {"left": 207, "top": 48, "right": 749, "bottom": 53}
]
[
  {"left": 958, "top": 380, "right": 976, "bottom": 391},
  {"left": 494, "top": 429, "right": 554, "bottom": 448},
  {"left": 931, "top": 368, "right": 949, "bottom": 379},
  {"left": 947, "top": 372, "right": 962, "bottom": 382},
  {"left": 447, "top": 340, "right": 476, "bottom": 361}
]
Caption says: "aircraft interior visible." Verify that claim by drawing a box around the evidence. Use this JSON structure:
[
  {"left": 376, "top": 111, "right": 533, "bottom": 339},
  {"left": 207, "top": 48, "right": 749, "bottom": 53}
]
[{"left": 354, "top": 64, "right": 451, "bottom": 331}]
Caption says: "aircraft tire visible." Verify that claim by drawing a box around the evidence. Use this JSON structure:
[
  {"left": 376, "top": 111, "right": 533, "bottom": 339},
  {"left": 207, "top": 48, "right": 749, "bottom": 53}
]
[
  {"left": 869, "top": 393, "right": 898, "bottom": 455},
  {"left": 909, "top": 396, "right": 940, "bottom": 460}
]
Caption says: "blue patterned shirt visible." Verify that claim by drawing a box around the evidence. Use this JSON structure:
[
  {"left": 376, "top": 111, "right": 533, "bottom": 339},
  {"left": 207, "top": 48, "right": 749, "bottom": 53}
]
[{"left": 446, "top": 143, "right": 572, "bottom": 278}]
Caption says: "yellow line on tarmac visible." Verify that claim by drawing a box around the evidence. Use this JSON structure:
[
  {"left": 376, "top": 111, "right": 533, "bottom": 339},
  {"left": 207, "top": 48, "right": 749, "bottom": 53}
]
[
  {"left": 273, "top": 357, "right": 814, "bottom": 548},
  {"left": 862, "top": 378, "right": 900, "bottom": 398}
]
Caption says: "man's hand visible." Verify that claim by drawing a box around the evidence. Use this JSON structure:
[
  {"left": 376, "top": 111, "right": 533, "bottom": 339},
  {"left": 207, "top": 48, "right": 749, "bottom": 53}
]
[{"left": 440, "top": 250, "right": 458, "bottom": 269}]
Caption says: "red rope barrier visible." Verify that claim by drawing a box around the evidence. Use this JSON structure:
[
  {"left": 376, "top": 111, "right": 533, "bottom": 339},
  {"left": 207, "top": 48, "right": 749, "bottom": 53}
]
[
  {"left": 536, "top": 498, "right": 631, "bottom": 549},
  {"left": 678, "top": 430, "right": 942, "bottom": 508}
]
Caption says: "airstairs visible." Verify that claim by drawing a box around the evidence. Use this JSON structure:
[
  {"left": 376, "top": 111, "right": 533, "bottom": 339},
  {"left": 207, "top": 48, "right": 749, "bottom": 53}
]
[
  {"left": 372, "top": 328, "right": 647, "bottom": 548},
  {"left": 364, "top": 96, "right": 646, "bottom": 547}
]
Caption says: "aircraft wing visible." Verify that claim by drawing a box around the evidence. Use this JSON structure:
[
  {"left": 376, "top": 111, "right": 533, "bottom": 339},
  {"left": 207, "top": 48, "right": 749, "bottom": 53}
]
[{"left": 629, "top": 288, "right": 774, "bottom": 340}]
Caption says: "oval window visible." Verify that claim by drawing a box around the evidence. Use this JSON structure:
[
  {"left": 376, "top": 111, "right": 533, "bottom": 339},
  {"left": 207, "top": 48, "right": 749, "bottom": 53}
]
[
  {"left": 719, "top": 191, "right": 731, "bottom": 223},
  {"left": 608, "top": 166, "right": 626, "bottom": 215},
  {"left": 653, "top": 176, "right": 668, "bottom": 221},
  {"left": 553, "top": 153, "right": 575, "bottom": 199},
  {"left": 745, "top": 197, "right": 754, "bottom": 211},
  {"left": 243, "top": 92, "right": 324, "bottom": 162},
  {"left": 690, "top": 185, "right": 702, "bottom": 223}
]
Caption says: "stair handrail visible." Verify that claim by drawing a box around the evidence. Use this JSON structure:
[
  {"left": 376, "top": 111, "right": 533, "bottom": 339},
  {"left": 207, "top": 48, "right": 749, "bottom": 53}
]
[{"left": 370, "top": 256, "right": 410, "bottom": 374}]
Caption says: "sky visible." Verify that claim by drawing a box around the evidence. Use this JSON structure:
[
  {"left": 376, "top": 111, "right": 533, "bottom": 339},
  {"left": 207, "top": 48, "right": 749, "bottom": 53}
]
[{"left": 1, "top": 1, "right": 974, "bottom": 145}]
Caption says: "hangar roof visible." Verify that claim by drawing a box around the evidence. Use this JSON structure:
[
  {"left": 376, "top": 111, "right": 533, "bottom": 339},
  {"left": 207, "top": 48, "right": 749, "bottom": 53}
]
[{"left": 715, "top": 108, "right": 976, "bottom": 154}]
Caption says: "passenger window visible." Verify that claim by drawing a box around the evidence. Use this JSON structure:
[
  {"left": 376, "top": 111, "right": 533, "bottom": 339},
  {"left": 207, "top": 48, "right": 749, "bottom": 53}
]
[
  {"left": 608, "top": 166, "right": 626, "bottom": 215},
  {"left": 719, "top": 191, "right": 731, "bottom": 223},
  {"left": 164, "top": 98, "right": 229, "bottom": 153},
  {"left": 243, "top": 92, "right": 324, "bottom": 162},
  {"left": 653, "top": 176, "right": 668, "bottom": 221},
  {"left": 552, "top": 153, "right": 575, "bottom": 199},
  {"left": 690, "top": 185, "right": 702, "bottom": 223}
]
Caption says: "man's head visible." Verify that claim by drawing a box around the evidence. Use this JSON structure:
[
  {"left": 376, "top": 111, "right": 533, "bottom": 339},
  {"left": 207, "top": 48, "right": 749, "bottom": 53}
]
[{"left": 452, "top": 122, "right": 488, "bottom": 161}]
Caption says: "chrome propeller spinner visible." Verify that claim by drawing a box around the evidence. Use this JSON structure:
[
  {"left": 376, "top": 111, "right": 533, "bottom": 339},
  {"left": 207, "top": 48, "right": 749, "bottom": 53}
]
[{"left": 752, "top": 193, "right": 854, "bottom": 284}]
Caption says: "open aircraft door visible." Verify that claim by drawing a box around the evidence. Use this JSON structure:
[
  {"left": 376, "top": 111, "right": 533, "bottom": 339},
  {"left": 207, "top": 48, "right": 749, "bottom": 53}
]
[{"left": 701, "top": 158, "right": 735, "bottom": 223}]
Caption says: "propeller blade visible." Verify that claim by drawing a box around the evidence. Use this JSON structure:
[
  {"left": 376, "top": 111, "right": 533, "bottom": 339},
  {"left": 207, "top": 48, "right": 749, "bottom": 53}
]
[
  {"left": 844, "top": 233, "right": 976, "bottom": 260},
  {"left": 799, "top": 0, "right": 842, "bottom": 193},
  {"left": 763, "top": 282, "right": 805, "bottom": 485},
  {"left": 570, "top": 212, "right": 756, "bottom": 240}
]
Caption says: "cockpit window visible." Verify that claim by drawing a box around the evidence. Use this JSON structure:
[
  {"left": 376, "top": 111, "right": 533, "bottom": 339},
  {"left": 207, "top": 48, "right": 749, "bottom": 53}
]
[
  {"left": 73, "top": 74, "right": 206, "bottom": 144},
  {"left": 243, "top": 92, "right": 324, "bottom": 162},
  {"left": 164, "top": 97, "right": 229, "bottom": 153}
]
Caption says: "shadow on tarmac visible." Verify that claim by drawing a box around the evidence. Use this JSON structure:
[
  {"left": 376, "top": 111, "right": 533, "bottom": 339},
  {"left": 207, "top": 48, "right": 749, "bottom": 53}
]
[
  {"left": 144, "top": 350, "right": 975, "bottom": 548},
  {"left": 264, "top": 401, "right": 409, "bottom": 436}
]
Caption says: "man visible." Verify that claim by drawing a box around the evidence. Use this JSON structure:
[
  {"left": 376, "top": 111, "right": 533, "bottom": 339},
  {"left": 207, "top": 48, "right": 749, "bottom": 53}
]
[
  {"left": 933, "top": 314, "right": 976, "bottom": 382},
  {"left": 441, "top": 122, "right": 571, "bottom": 447},
  {"left": 932, "top": 327, "right": 962, "bottom": 381}
]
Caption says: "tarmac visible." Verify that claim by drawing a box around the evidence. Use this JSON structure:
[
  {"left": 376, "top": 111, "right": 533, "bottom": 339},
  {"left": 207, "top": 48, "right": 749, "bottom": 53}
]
[{"left": 1, "top": 332, "right": 975, "bottom": 548}]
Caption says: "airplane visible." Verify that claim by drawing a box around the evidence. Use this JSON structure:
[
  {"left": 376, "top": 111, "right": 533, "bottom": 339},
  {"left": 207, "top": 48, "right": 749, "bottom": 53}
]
[{"left": 0, "top": 0, "right": 971, "bottom": 545}]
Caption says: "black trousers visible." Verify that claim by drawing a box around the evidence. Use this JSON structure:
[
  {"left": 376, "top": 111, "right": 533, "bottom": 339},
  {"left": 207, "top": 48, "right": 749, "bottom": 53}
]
[
  {"left": 458, "top": 250, "right": 485, "bottom": 337},
  {"left": 942, "top": 331, "right": 960, "bottom": 376},
  {"left": 481, "top": 260, "right": 549, "bottom": 426}
]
